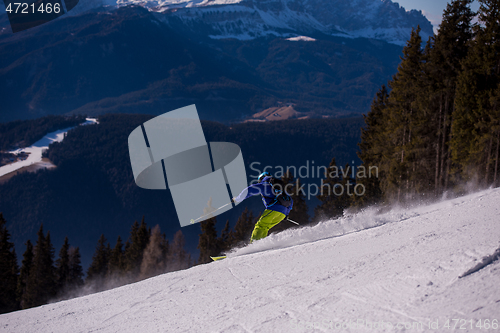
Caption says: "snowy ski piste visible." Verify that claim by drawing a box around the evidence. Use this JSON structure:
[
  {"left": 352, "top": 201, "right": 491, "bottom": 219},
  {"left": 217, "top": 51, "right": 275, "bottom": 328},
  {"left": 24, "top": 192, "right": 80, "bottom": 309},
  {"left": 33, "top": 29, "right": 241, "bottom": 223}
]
[
  {"left": 0, "top": 118, "right": 98, "bottom": 178},
  {"left": 2, "top": 188, "right": 500, "bottom": 332}
]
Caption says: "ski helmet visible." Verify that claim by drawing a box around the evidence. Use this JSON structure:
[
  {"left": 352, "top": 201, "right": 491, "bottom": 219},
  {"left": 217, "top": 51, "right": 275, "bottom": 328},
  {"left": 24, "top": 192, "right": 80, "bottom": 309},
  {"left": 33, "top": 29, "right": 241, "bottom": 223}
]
[{"left": 258, "top": 171, "right": 271, "bottom": 183}]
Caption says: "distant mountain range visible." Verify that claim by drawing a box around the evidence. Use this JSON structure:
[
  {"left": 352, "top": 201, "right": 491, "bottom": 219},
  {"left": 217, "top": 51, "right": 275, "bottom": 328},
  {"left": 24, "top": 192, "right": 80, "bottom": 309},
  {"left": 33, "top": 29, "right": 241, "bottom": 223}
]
[
  {"left": 0, "top": 0, "right": 433, "bottom": 123},
  {"left": 69, "top": 0, "right": 433, "bottom": 45}
]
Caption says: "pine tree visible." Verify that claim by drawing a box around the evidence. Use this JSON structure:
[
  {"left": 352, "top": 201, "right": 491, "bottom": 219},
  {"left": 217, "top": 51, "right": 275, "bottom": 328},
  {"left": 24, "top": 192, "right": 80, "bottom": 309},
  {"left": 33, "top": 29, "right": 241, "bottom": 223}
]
[
  {"left": 314, "top": 158, "right": 343, "bottom": 221},
  {"left": 21, "top": 226, "right": 45, "bottom": 308},
  {"left": 385, "top": 26, "right": 425, "bottom": 200},
  {"left": 107, "top": 236, "right": 125, "bottom": 277},
  {"left": 140, "top": 225, "right": 167, "bottom": 279},
  {"left": 408, "top": 37, "right": 442, "bottom": 196},
  {"left": 355, "top": 86, "right": 388, "bottom": 207},
  {"left": 67, "top": 247, "right": 83, "bottom": 288},
  {"left": 44, "top": 232, "right": 57, "bottom": 297},
  {"left": 429, "top": 0, "right": 475, "bottom": 192},
  {"left": 159, "top": 233, "right": 169, "bottom": 270},
  {"left": 0, "top": 213, "right": 19, "bottom": 313},
  {"left": 22, "top": 225, "right": 57, "bottom": 309},
  {"left": 217, "top": 220, "right": 231, "bottom": 253},
  {"left": 16, "top": 240, "right": 33, "bottom": 309},
  {"left": 356, "top": 1, "right": 478, "bottom": 201},
  {"left": 358, "top": 86, "right": 389, "bottom": 169},
  {"left": 123, "top": 221, "right": 137, "bottom": 273},
  {"left": 86, "top": 234, "right": 110, "bottom": 285},
  {"left": 229, "top": 208, "right": 255, "bottom": 246},
  {"left": 452, "top": 0, "right": 500, "bottom": 185},
  {"left": 168, "top": 230, "right": 190, "bottom": 271},
  {"left": 124, "top": 217, "right": 150, "bottom": 276},
  {"left": 55, "top": 237, "right": 70, "bottom": 294},
  {"left": 197, "top": 217, "right": 219, "bottom": 264}
]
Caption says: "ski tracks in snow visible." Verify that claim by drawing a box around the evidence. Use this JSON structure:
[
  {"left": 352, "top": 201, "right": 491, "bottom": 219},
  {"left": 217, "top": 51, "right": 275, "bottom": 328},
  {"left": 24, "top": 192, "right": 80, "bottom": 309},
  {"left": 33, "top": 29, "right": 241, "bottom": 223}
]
[{"left": 2, "top": 188, "right": 500, "bottom": 333}]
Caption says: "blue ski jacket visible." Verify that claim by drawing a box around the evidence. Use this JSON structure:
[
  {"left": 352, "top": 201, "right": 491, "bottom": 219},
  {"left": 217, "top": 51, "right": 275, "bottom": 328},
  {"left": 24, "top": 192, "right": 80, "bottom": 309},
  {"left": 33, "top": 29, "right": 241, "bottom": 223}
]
[{"left": 233, "top": 176, "right": 293, "bottom": 216}]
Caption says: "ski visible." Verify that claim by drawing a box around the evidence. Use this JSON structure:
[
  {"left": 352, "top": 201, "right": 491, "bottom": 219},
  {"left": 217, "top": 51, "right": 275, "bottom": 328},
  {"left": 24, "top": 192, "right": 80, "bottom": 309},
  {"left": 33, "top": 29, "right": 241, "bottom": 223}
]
[{"left": 210, "top": 256, "right": 227, "bottom": 261}]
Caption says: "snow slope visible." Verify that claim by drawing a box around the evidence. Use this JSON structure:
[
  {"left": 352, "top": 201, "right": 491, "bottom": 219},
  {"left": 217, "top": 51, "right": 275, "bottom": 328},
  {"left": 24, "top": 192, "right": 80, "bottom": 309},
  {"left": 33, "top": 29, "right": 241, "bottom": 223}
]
[
  {"left": 0, "top": 118, "right": 97, "bottom": 178},
  {"left": 2, "top": 188, "right": 500, "bottom": 332}
]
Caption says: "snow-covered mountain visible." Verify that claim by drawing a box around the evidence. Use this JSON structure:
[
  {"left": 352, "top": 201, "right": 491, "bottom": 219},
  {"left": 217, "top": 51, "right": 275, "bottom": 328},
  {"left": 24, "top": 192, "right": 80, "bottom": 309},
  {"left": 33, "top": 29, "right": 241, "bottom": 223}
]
[
  {"left": 0, "top": 0, "right": 432, "bottom": 122},
  {"left": 69, "top": 0, "right": 433, "bottom": 45},
  {"left": 2, "top": 188, "right": 499, "bottom": 332}
]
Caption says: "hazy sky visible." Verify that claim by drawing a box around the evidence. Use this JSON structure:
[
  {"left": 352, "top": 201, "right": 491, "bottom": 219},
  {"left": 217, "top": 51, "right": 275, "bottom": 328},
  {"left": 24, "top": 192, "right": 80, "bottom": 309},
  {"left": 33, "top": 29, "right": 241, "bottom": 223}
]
[{"left": 394, "top": 0, "right": 480, "bottom": 32}]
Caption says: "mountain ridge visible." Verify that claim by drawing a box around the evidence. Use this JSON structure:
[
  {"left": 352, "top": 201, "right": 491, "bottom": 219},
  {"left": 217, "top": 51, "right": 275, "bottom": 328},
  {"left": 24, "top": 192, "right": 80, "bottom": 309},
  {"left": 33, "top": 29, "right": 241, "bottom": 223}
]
[
  {"left": 0, "top": 0, "right": 431, "bottom": 122},
  {"left": 0, "top": 5, "right": 404, "bottom": 123},
  {"left": 65, "top": 0, "right": 433, "bottom": 45}
]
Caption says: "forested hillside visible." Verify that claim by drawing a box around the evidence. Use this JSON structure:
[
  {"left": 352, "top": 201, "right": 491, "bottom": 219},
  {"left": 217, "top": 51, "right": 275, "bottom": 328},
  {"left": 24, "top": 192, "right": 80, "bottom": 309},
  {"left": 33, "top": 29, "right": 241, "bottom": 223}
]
[
  {"left": 0, "top": 212, "right": 196, "bottom": 314},
  {"left": 357, "top": 0, "right": 500, "bottom": 203},
  {"left": 0, "top": 115, "right": 85, "bottom": 150},
  {"left": 0, "top": 5, "right": 403, "bottom": 123},
  {"left": 0, "top": 114, "right": 363, "bottom": 274}
]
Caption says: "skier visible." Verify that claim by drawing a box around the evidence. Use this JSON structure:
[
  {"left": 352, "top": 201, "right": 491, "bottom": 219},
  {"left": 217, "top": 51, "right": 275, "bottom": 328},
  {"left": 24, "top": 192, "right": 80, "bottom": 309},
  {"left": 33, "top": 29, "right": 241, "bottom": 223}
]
[{"left": 233, "top": 171, "right": 293, "bottom": 242}]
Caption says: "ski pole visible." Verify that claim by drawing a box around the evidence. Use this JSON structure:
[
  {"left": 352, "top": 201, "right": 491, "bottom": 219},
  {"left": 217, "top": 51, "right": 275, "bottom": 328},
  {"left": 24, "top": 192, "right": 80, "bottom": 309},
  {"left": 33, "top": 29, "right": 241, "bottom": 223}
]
[
  {"left": 190, "top": 202, "right": 232, "bottom": 224},
  {"left": 287, "top": 217, "right": 300, "bottom": 225}
]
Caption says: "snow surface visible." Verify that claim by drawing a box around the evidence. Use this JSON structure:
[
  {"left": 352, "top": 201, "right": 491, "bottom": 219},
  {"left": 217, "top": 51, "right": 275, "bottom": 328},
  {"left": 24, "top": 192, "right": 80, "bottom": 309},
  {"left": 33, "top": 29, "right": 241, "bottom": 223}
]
[
  {"left": 2, "top": 188, "right": 500, "bottom": 332},
  {"left": 0, "top": 118, "right": 98, "bottom": 178}
]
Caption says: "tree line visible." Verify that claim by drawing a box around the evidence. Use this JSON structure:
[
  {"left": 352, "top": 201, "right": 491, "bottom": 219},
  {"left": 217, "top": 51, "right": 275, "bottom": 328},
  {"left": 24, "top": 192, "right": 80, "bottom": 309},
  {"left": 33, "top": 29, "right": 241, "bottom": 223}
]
[
  {"left": 0, "top": 213, "right": 192, "bottom": 314},
  {"left": 1, "top": 213, "right": 82, "bottom": 313},
  {"left": 0, "top": 115, "right": 85, "bottom": 151},
  {"left": 358, "top": 0, "right": 500, "bottom": 203},
  {"left": 1, "top": 155, "right": 371, "bottom": 313}
]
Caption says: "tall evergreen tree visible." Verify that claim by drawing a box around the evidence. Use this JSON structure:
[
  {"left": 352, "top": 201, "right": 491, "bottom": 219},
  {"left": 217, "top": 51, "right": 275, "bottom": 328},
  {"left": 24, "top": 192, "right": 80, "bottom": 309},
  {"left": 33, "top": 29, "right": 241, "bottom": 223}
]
[
  {"left": 452, "top": 0, "right": 500, "bottom": 185},
  {"left": 159, "top": 233, "right": 169, "bottom": 270},
  {"left": 217, "top": 220, "right": 231, "bottom": 253},
  {"left": 168, "top": 230, "right": 190, "bottom": 271},
  {"left": 0, "top": 213, "right": 19, "bottom": 313},
  {"left": 55, "top": 237, "right": 70, "bottom": 293},
  {"left": 107, "top": 236, "right": 125, "bottom": 277},
  {"left": 44, "top": 232, "right": 57, "bottom": 294},
  {"left": 86, "top": 234, "right": 110, "bottom": 285},
  {"left": 197, "top": 217, "right": 219, "bottom": 264},
  {"left": 124, "top": 217, "right": 150, "bottom": 276},
  {"left": 385, "top": 26, "right": 425, "bottom": 200},
  {"left": 429, "top": 0, "right": 475, "bottom": 192},
  {"left": 17, "top": 240, "right": 33, "bottom": 309},
  {"left": 67, "top": 247, "right": 83, "bottom": 288},
  {"left": 22, "top": 225, "right": 57, "bottom": 308},
  {"left": 358, "top": 86, "right": 389, "bottom": 170},
  {"left": 140, "top": 225, "right": 167, "bottom": 279},
  {"left": 21, "top": 226, "right": 45, "bottom": 308},
  {"left": 229, "top": 208, "right": 255, "bottom": 246},
  {"left": 356, "top": 1, "right": 484, "bottom": 202},
  {"left": 355, "top": 86, "right": 388, "bottom": 207}
]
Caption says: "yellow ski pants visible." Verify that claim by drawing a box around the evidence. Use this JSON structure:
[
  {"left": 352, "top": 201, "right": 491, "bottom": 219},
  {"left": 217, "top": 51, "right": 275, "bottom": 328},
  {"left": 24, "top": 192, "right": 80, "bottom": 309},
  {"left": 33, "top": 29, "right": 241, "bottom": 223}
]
[{"left": 251, "top": 209, "right": 286, "bottom": 242}]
